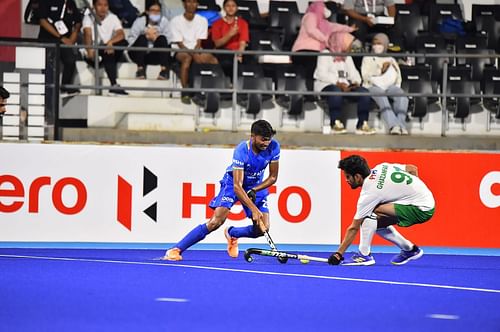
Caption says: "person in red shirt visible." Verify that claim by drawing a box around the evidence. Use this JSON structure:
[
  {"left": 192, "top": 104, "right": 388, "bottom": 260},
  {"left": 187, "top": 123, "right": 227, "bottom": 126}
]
[{"left": 211, "top": 0, "right": 249, "bottom": 80}]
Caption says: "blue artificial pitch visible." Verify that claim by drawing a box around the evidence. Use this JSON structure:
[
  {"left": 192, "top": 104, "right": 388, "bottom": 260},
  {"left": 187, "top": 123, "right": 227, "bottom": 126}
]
[{"left": 0, "top": 248, "right": 499, "bottom": 332}]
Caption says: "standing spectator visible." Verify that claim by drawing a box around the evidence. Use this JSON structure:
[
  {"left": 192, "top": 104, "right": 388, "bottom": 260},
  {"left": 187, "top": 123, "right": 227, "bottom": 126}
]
[
  {"left": 0, "top": 86, "right": 10, "bottom": 116},
  {"left": 342, "top": 0, "right": 396, "bottom": 44},
  {"left": 128, "top": 0, "right": 171, "bottom": 80},
  {"left": 83, "top": 0, "right": 128, "bottom": 95},
  {"left": 292, "top": 1, "right": 356, "bottom": 99},
  {"left": 170, "top": 0, "right": 218, "bottom": 104},
  {"left": 37, "top": 0, "right": 82, "bottom": 96},
  {"left": 211, "top": 0, "right": 249, "bottom": 80},
  {"left": 361, "top": 33, "right": 408, "bottom": 135},
  {"left": 315, "top": 32, "right": 376, "bottom": 135}
]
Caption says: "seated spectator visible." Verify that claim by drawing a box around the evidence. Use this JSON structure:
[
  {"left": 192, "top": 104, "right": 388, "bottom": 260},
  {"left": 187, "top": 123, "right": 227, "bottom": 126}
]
[
  {"left": 211, "top": 0, "right": 249, "bottom": 80},
  {"left": 170, "top": 0, "right": 218, "bottom": 104},
  {"left": 315, "top": 32, "right": 376, "bottom": 135},
  {"left": 0, "top": 86, "right": 10, "bottom": 116},
  {"left": 127, "top": 0, "right": 171, "bottom": 80},
  {"left": 37, "top": 0, "right": 82, "bottom": 96},
  {"left": 342, "top": 0, "right": 397, "bottom": 44},
  {"left": 83, "top": 0, "right": 129, "bottom": 95},
  {"left": 361, "top": 33, "right": 408, "bottom": 135},
  {"left": 292, "top": 1, "right": 356, "bottom": 98}
]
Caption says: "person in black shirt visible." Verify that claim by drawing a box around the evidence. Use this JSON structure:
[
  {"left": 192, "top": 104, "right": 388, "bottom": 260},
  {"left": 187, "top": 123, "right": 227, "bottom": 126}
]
[
  {"left": 38, "top": 0, "right": 82, "bottom": 95},
  {"left": 0, "top": 86, "right": 10, "bottom": 116}
]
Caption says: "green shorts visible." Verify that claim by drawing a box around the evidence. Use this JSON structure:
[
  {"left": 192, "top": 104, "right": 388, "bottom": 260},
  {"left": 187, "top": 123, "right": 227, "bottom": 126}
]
[{"left": 394, "top": 204, "right": 435, "bottom": 227}]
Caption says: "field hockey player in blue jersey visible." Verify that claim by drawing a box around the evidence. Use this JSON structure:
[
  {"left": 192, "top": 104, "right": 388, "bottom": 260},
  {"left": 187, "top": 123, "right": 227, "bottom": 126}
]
[{"left": 163, "top": 119, "right": 280, "bottom": 261}]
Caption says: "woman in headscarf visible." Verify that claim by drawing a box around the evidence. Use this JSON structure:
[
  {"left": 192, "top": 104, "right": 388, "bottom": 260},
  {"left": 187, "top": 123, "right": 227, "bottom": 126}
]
[
  {"left": 361, "top": 33, "right": 409, "bottom": 135},
  {"left": 292, "top": 1, "right": 356, "bottom": 99},
  {"left": 314, "top": 31, "right": 376, "bottom": 135}
]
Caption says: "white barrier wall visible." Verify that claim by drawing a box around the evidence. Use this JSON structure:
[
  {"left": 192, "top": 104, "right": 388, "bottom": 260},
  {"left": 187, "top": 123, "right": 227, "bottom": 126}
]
[{"left": 0, "top": 143, "right": 341, "bottom": 245}]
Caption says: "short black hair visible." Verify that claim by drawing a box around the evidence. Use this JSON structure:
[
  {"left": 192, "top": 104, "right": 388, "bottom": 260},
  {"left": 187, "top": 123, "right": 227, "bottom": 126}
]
[
  {"left": 146, "top": 0, "right": 162, "bottom": 9},
  {"left": 338, "top": 155, "right": 371, "bottom": 178},
  {"left": 0, "top": 86, "right": 10, "bottom": 99},
  {"left": 251, "top": 119, "right": 276, "bottom": 138},
  {"left": 223, "top": 0, "right": 237, "bottom": 6}
]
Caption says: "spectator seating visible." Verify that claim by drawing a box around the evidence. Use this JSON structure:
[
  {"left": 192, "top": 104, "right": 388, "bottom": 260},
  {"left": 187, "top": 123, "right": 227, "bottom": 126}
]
[
  {"left": 395, "top": 3, "right": 425, "bottom": 52},
  {"left": 268, "top": 1, "right": 303, "bottom": 50},
  {"left": 236, "top": 0, "right": 267, "bottom": 30},
  {"left": 274, "top": 65, "right": 307, "bottom": 116},
  {"left": 400, "top": 64, "right": 435, "bottom": 120},
  {"left": 236, "top": 64, "right": 273, "bottom": 115}
]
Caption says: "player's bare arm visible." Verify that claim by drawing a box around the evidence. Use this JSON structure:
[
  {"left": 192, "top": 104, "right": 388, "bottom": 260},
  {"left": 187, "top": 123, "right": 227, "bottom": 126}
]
[
  {"left": 338, "top": 218, "right": 363, "bottom": 255},
  {"left": 405, "top": 164, "right": 418, "bottom": 177},
  {"left": 251, "top": 161, "right": 279, "bottom": 192}
]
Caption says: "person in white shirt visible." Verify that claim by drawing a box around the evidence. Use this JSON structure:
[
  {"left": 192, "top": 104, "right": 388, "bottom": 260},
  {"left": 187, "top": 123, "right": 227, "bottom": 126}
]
[
  {"left": 128, "top": 0, "right": 171, "bottom": 80},
  {"left": 314, "top": 32, "right": 376, "bottom": 135},
  {"left": 361, "top": 33, "right": 409, "bottom": 134},
  {"left": 170, "top": 0, "right": 218, "bottom": 104},
  {"left": 83, "top": 0, "right": 128, "bottom": 95},
  {"left": 328, "top": 154, "right": 435, "bottom": 266}
]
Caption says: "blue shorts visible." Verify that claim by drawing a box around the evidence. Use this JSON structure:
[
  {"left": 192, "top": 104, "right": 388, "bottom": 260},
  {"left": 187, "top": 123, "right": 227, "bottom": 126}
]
[{"left": 209, "top": 181, "right": 269, "bottom": 218}]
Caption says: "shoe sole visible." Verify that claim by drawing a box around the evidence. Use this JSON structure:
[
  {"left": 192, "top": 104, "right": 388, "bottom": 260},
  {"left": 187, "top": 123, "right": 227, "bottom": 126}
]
[
  {"left": 224, "top": 227, "right": 239, "bottom": 258},
  {"left": 391, "top": 249, "right": 424, "bottom": 265},
  {"left": 341, "top": 259, "right": 376, "bottom": 266}
]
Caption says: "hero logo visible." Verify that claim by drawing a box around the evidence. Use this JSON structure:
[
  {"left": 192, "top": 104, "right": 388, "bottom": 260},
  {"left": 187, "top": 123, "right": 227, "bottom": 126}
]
[
  {"left": 182, "top": 183, "right": 311, "bottom": 223},
  {"left": 479, "top": 171, "right": 500, "bottom": 208},
  {"left": 117, "top": 166, "right": 158, "bottom": 231},
  {"left": 0, "top": 175, "right": 87, "bottom": 214}
]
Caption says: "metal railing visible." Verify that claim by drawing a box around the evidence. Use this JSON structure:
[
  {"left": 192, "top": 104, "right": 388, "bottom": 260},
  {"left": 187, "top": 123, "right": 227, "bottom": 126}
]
[{"left": 1, "top": 37, "right": 499, "bottom": 138}]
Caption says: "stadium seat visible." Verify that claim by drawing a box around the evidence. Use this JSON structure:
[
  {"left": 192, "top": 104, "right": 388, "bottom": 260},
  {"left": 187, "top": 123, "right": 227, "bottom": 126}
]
[
  {"left": 190, "top": 63, "right": 228, "bottom": 113},
  {"left": 455, "top": 34, "right": 494, "bottom": 83},
  {"left": 274, "top": 65, "right": 307, "bottom": 116},
  {"left": 197, "top": 0, "right": 221, "bottom": 12},
  {"left": 268, "top": 1, "right": 303, "bottom": 50},
  {"left": 400, "top": 65, "right": 434, "bottom": 120},
  {"left": 394, "top": 3, "right": 425, "bottom": 52},
  {"left": 415, "top": 33, "right": 449, "bottom": 84},
  {"left": 482, "top": 68, "right": 500, "bottom": 119},
  {"left": 428, "top": 3, "right": 463, "bottom": 34},
  {"left": 236, "top": 0, "right": 267, "bottom": 30},
  {"left": 236, "top": 64, "right": 273, "bottom": 115},
  {"left": 445, "top": 65, "right": 478, "bottom": 119},
  {"left": 471, "top": 4, "right": 500, "bottom": 33}
]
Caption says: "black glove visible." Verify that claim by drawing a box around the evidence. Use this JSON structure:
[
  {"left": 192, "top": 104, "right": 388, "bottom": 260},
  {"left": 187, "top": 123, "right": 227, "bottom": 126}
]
[
  {"left": 328, "top": 252, "right": 343, "bottom": 265},
  {"left": 246, "top": 189, "right": 256, "bottom": 202}
]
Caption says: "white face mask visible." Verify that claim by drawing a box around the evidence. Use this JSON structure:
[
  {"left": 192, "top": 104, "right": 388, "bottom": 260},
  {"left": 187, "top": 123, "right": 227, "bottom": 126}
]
[
  {"left": 149, "top": 14, "right": 161, "bottom": 23},
  {"left": 324, "top": 7, "right": 332, "bottom": 18},
  {"left": 372, "top": 44, "right": 385, "bottom": 54}
]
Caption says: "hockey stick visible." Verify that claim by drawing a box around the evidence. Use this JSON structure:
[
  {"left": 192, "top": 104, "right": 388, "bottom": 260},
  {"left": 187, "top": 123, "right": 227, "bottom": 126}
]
[
  {"left": 262, "top": 229, "right": 288, "bottom": 263},
  {"left": 244, "top": 248, "right": 329, "bottom": 263}
]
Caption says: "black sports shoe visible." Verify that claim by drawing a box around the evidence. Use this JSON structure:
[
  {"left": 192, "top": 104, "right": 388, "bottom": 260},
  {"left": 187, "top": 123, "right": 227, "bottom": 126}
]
[
  {"left": 109, "top": 85, "right": 129, "bottom": 96},
  {"left": 158, "top": 69, "right": 169, "bottom": 80},
  {"left": 135, "top": 67, "right": 146, "bottom": 79}
]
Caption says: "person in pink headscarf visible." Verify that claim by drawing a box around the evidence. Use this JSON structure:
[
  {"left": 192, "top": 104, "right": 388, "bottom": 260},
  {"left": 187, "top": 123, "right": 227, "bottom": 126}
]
[
  {"left": 314, "top": 31, "right": 376, "bottom": 134},
  {"left": 292, "top": 1, "right": 357, "bottom": 99}
]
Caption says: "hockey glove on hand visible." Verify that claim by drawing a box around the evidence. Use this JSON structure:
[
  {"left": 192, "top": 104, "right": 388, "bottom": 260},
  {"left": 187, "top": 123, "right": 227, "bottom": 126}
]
[
  {"left": 246, "top": 189, "right": 256, "bottom": 202},
  {"left": 328, "top": 252, "right": 343, "bottom": 265}
]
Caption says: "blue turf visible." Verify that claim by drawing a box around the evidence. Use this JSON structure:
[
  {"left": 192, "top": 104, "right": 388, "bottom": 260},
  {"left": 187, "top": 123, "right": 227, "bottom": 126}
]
[{"left": 0, "top": 248, "right": 499, "bottom": 331}]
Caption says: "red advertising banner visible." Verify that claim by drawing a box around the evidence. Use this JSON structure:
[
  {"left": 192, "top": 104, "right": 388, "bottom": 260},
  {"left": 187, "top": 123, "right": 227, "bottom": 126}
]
[{"left": 340, "top": 150, "right": 500, "bottom": 248}]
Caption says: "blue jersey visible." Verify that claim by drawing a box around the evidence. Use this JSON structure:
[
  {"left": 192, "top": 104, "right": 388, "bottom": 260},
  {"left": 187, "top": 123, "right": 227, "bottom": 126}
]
[{"left": 221, "top": 139, "right": 280, "bottom": 190}]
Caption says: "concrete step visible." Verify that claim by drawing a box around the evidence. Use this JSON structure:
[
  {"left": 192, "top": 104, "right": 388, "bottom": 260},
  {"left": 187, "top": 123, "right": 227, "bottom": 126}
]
[
  {"left": 85, "top": 95, "right": 195, "bottom": 128},
  {"left": 117, "top": 112, "right": 196, "bottom": 131}
]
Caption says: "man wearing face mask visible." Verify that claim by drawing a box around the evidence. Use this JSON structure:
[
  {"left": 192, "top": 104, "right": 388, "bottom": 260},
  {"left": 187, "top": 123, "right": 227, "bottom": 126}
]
[
  {"left": 128, "top": 0, "right": 171, "bottom": 80},
  {"left": 361, "top": 33, "right": 409, "bottom": 135}
]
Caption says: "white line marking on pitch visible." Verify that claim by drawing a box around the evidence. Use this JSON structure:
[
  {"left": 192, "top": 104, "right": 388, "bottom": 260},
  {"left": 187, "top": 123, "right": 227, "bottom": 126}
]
[
  {"left": 427, "top": 314, "right": 460, "bottom": 320},
  {"left": 1, "top": 254, "right": 500, "bottom": 294},
  {"left": 155, "top": 298, "right": 189, "bottom": 303}
]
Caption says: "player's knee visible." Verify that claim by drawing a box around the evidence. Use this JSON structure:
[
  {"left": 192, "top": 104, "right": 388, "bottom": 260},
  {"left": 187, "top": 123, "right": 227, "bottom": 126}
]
[{"left": 207, "top": 217, "right": 225, "bottom": 231}]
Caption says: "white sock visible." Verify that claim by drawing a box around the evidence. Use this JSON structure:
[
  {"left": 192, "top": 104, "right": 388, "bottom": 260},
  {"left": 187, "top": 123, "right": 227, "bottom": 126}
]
[
  {"left": 358, "top": 215, "right": 377, "bottom": 256},
  {"left": 376, "top": 226, "right": 413, "bottom": 251}
]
